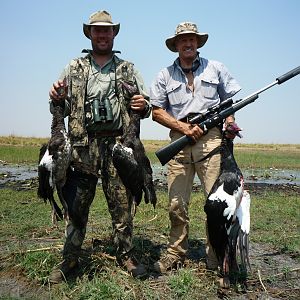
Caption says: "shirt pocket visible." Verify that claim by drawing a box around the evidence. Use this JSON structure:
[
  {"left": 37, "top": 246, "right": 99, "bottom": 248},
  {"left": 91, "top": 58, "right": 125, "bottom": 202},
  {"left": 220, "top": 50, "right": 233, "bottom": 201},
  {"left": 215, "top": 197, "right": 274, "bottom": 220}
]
[
  {"left": 166, "top": 82, "right": 185, "bottom": 105},
  {"left": 200, "top": 76, "right": 219, "bottom": 99}
]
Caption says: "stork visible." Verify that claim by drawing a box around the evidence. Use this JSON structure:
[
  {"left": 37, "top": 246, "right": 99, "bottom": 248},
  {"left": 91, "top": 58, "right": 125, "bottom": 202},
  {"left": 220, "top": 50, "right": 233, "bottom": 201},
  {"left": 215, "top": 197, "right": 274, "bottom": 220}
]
[
  {"left": 37, "top": 101, "right": 71, "bottom": 224},
  {"left": 204, "top": 125, "right": 251, "bottom": 288},
  {"left": 112, "top": 81, "right": 157, "bottom": 208}
]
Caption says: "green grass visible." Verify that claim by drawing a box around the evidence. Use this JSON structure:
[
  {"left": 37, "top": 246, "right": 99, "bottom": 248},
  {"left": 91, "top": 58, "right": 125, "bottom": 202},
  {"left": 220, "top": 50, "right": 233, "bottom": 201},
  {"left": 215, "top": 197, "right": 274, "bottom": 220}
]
[
  {"left": 0, "top": 145, "right": 41, "bottom": 165},
  {"left": 234, "top": 149, "right": 300, "bottom": 169},
  {"left": 1, "top": 136, "right": 300, "bottom": 169},
  {"left": 0, "top": 186, "right": 299, "bottom": 299},
  {"left": 250, "top": 190, "right": 300, "bottom": 254},
  {"left": 0, "top": 136, "right": 300, "bottom": 299}
]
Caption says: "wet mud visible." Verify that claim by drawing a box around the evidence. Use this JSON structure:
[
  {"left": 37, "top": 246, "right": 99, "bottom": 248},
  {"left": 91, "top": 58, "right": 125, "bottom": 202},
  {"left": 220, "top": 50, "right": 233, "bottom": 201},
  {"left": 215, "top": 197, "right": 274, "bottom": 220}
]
[{"left": 0, "top": 163, "right": 299, "bottom": 299}]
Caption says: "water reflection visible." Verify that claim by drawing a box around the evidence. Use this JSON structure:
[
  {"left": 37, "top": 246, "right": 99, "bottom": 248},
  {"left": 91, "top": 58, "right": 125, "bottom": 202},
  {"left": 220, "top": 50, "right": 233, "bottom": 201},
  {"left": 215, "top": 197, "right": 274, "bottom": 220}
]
[
  {"left": 151, "top": 164, "right": 300, "bottom": 186},
  {"left": 0, "top": 164, "right": 300, "bottom": 186}
]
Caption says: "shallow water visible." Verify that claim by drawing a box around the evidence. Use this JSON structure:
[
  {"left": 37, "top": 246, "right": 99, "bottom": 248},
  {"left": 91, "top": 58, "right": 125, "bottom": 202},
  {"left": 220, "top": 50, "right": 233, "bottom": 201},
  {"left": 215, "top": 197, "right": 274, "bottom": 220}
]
[
  {"left": 1, "top": 163, "right": 299, "bottom": 186},
  {"left": 0, "top": 165, "right": 38, "bottom": 183},
  {"left": 151, "top": 164, "right": 300, "bottom": 186}
]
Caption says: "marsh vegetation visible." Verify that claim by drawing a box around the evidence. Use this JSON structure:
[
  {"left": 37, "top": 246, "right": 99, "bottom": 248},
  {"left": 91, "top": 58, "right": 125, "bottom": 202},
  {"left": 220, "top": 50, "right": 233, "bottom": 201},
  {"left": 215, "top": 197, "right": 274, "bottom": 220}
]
[{"left": 0, "top": 136, "right": 299, "bottom": 299}]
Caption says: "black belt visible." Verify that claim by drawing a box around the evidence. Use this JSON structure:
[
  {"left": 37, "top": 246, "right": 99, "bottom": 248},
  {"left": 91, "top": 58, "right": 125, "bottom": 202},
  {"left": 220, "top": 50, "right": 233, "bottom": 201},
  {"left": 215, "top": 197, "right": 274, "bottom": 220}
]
[
  {"left": 179, "top": 113, "right": 200, "bottom": 123},
  {"left": 88, "top": 129, "right": 123, "bottom": 138}
]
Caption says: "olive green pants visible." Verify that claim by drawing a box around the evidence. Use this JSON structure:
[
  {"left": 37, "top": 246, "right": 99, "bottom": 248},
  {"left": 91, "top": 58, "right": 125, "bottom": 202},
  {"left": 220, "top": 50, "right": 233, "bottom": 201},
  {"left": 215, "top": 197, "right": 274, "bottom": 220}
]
[{"left": 166, "top": 127, "right": 221, "bottom": 267}]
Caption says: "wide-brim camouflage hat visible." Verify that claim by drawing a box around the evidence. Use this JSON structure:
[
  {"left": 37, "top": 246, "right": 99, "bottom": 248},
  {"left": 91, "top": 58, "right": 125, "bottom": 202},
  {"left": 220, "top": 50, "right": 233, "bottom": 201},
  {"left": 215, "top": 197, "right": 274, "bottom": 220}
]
[
  {"left": 83, "top": 10, "right": 120, "bottom": 39},
  {"left": 165, "top": 22, "right": 208, "bottom": 52}
]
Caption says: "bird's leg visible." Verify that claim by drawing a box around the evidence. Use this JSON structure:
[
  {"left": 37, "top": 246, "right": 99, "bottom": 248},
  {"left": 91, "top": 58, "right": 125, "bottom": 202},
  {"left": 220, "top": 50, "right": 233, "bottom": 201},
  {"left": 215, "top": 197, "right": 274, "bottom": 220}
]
[
  {"left": 131, "top": 199, "right": 137, "bottom": 217},
  {"left": 57, "top": 187, "right": 69, "bottom": 224},
  {"left": 219, "top": 276, "right": 230, "bottom": 288},
  {"left": 223, "top": 252, "right": 229, "bottom": 274},
  {"left": 51, "top": 205, "right": 59, "bottom": 228},
  {"left": 220, "top": 252, "right": 230, "bottom": 288}
]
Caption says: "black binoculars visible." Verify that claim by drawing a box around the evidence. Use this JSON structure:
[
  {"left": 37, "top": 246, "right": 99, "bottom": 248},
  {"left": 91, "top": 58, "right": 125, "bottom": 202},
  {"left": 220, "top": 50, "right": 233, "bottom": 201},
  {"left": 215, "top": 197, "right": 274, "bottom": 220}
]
[{"left": 92, "top": 97, "right": 113, "bottom": 123}]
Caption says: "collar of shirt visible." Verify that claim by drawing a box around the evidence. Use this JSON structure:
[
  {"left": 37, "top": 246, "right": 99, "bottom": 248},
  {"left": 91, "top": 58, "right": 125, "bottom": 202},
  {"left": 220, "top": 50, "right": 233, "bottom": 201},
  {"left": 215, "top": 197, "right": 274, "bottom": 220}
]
[
  {"left": 174, "top": 52, "right": 201, "bottom": 74},
  {"left": 90, "top": 56, "right": 115, "bottom": 74},
  {"left": 81, "top": 49, "right": 121, "bottom": 74}
]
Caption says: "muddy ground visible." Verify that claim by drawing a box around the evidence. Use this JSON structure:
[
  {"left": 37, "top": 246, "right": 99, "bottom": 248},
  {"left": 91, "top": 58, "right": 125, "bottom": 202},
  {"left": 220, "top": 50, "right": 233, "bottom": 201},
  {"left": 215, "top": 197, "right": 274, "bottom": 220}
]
[{"left": 0, "top": 172, "right": 299, "bottom": 299}]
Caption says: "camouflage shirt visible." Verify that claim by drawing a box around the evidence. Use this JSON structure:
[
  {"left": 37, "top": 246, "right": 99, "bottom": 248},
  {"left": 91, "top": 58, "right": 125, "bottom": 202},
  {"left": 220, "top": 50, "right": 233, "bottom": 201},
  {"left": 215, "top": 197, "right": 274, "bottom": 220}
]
[{"left": 50, "top": 51, "right": 150, "bottom": 146}]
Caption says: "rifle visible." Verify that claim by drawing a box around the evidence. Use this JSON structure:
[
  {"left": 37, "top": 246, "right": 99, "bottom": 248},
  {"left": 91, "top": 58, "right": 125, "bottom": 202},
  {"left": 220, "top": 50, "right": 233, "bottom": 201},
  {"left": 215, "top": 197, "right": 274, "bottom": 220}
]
[{"left": 155, "top": 66, "right": 300, "bottom": 166}]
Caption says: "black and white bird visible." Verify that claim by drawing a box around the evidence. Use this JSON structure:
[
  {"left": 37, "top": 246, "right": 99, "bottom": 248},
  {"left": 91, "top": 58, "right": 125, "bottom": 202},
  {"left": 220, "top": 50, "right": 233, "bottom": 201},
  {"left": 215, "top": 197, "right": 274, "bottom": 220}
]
[
  {"left": 204, "top": 125, "right": 251, "bottom": 288},
  {"left": 112, "top": 81, "right": 157, "bottom": 208},
  {"left": 37, "top": 101, "right": 71, "bottom": 224}
]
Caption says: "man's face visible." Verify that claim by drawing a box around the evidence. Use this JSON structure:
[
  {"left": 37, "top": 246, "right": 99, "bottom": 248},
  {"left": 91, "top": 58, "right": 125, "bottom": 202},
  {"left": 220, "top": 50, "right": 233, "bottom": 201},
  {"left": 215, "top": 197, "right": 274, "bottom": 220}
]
[
  {"left": 175, "top": 33, "right": 198, "bottom": 60},
  {"left": 90, "top": 26, "right": 115, "bottom": 55}
]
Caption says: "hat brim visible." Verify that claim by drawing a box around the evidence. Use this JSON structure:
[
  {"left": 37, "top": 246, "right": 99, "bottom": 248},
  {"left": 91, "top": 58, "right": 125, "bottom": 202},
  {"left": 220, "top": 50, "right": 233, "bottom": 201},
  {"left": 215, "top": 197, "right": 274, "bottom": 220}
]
[
  {"left": 83, "top": 23, "right": 120, "bottom": 39},
  {"left": 165, "top": 31, "right": 208, "bottom": 52}
]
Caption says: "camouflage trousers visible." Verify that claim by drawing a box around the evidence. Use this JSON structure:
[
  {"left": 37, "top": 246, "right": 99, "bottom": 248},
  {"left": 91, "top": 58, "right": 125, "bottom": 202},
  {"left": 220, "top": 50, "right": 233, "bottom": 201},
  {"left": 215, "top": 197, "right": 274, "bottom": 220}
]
[
  {"left": 166, "top": 127, "right": 221, "bottom": 268},
  {"left": 63, "top": 136, "right": 134, "bottom": 260}
]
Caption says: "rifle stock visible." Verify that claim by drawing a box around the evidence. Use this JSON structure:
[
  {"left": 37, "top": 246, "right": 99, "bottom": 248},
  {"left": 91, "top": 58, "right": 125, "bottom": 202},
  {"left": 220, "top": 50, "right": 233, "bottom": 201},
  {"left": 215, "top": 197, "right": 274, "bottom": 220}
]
[{"left": 155, "top": 66, "right": 300, "bottom": 166}]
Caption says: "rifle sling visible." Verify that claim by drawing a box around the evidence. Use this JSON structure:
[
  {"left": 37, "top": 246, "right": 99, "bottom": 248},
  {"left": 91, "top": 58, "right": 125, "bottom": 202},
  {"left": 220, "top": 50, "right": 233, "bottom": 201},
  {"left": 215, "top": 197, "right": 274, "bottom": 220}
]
[{"left": 174, "top": 145, "right": 221, "bottom": 165}]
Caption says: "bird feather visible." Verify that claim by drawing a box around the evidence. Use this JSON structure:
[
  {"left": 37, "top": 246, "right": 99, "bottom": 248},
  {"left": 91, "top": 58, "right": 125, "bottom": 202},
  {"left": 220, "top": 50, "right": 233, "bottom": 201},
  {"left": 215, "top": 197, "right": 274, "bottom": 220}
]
[{"left": 204, "top": 137, "right": 251, "bottom": 282}]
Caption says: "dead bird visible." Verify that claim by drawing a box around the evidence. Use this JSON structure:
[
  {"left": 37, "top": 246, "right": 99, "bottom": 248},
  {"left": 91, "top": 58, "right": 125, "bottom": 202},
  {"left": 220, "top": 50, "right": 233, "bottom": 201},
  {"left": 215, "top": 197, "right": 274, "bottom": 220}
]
[
  {"left": 37, "top": 101, "right": 71, "bottom": 224},
  {"left": 204, "top": 129, "right": 251, "bottom": 288},
  {"left": 112, "top": 81, "right": 157, "bottom": 208}
]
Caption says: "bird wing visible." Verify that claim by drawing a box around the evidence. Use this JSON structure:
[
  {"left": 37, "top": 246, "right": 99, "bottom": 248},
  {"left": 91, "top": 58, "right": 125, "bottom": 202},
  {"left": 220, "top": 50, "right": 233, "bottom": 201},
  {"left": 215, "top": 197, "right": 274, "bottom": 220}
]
[
  {"left": 38, "top": 147, "right": 54, "bottom": 196},
  {"left": 38, "top": 103, "right": 71, "bottom": 223},
  {"left": 112, "top": 143, "right": 144, "bottom": 205},
  {"left": 236, "top": 190, "right": 251, "bottom": 271},
  {"left": 118, "top": 107, "right": 157, "bottom": 208},
  {"left": 131, "top": 139, "right": 157, "bottom": 208},
  {"left": 51, "top": 131, "right": 72, "bottom": 185},
  {"left": 208, "top": 174, "right": 244, "bottom": 222},
  {"left": 37, "top": 145, "right": 63, "bottom": 221},
  {"left": 205, "top": 170, "right": 244, "bottom": 269},
  {"left": 236, "top": 190, "right": 251, "bottom": 234}
]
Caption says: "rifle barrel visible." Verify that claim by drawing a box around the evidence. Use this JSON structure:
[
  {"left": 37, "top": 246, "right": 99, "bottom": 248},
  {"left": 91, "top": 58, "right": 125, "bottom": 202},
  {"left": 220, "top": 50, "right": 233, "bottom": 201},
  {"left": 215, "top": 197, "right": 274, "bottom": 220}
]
[
  {"left": 276, "top": 66, "right": 300, "bottom": 84},
  {"left": 155, "top": 66, "right": 300, "bottom": 165},
  {"left": 241, "top": 81, "right": 277, "bottom": 102}
]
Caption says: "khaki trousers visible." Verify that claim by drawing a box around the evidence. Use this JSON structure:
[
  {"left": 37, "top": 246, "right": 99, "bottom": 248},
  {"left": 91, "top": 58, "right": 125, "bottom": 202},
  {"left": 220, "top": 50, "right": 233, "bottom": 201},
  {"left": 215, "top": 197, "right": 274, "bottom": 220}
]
[{"left": 166, "top": 127, "right": 221, "bottom": 265}]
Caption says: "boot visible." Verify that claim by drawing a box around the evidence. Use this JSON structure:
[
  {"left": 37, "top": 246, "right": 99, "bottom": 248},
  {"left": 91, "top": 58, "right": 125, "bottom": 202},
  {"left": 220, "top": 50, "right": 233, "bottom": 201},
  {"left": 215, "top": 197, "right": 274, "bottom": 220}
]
[
  {"left": 119, "top": 255, "right": 147, "bottom": 278},
  {"left": 206, "top": 242, "right": 219, "bottom": 271},
  {"left": 153, "top": 254, "right": 184, "bottom": 274},
  {"left": 49, "top": 257, "right": 78, "bottom": 284}
]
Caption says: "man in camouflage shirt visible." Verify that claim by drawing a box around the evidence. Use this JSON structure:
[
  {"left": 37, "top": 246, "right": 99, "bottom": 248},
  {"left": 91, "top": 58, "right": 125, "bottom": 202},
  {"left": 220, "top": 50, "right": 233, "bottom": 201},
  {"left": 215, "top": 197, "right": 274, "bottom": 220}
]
[{"left": 48, "top": 10, "right": 151, "bottom": 283}]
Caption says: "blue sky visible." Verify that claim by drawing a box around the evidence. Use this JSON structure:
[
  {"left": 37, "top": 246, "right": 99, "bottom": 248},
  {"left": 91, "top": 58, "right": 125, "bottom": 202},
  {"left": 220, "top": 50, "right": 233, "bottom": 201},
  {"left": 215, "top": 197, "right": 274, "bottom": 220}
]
[{"left": 0, "top": 0, "right": 299, "bottom": 144}]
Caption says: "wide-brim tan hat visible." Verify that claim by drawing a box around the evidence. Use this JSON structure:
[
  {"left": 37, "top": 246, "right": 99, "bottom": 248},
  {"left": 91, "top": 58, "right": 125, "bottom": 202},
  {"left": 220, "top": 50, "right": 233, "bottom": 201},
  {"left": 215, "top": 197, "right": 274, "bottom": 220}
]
[
  {"left": 83, "top": 10, "right": 120, "bottom": 39},
  {"left": 166, "top": 22, "right": 208, "bottom": 52}
]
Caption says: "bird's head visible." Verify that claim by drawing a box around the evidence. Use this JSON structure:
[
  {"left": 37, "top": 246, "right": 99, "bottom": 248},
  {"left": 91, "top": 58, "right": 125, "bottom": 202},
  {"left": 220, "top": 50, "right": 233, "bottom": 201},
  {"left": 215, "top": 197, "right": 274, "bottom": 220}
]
[
  {"left": 223, "top": 122, "right": 243, "bottom": 139},
  {"left": 121, "top": 80, "right": 138, "bottom": 98}
]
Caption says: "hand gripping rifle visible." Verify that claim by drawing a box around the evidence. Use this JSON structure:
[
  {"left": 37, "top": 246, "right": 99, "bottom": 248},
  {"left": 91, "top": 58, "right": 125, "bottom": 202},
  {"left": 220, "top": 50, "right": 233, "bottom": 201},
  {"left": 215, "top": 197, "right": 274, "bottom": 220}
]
[{"left": 155, "top": 66, "right": 300, "bottom": 166}]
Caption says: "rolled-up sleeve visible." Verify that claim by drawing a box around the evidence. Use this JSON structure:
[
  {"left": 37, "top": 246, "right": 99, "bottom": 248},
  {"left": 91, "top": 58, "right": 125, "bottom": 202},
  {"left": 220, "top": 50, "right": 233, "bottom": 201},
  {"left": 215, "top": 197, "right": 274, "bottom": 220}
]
[{"left": 150, "top": 70, "right": 168, "bottom": 109}]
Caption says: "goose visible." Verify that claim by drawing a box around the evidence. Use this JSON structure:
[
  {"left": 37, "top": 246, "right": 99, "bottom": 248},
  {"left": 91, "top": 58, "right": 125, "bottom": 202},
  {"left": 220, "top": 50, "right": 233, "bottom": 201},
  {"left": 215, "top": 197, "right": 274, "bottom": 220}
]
[
  {"left": 37, "top": 101, "right": 71, "bottom": 224},
  {"left": 112, "top": 81, "right": 157, "bottom": 208},
  {"left": 204, "top": 126, "right": 251, "bottom": 288}
]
